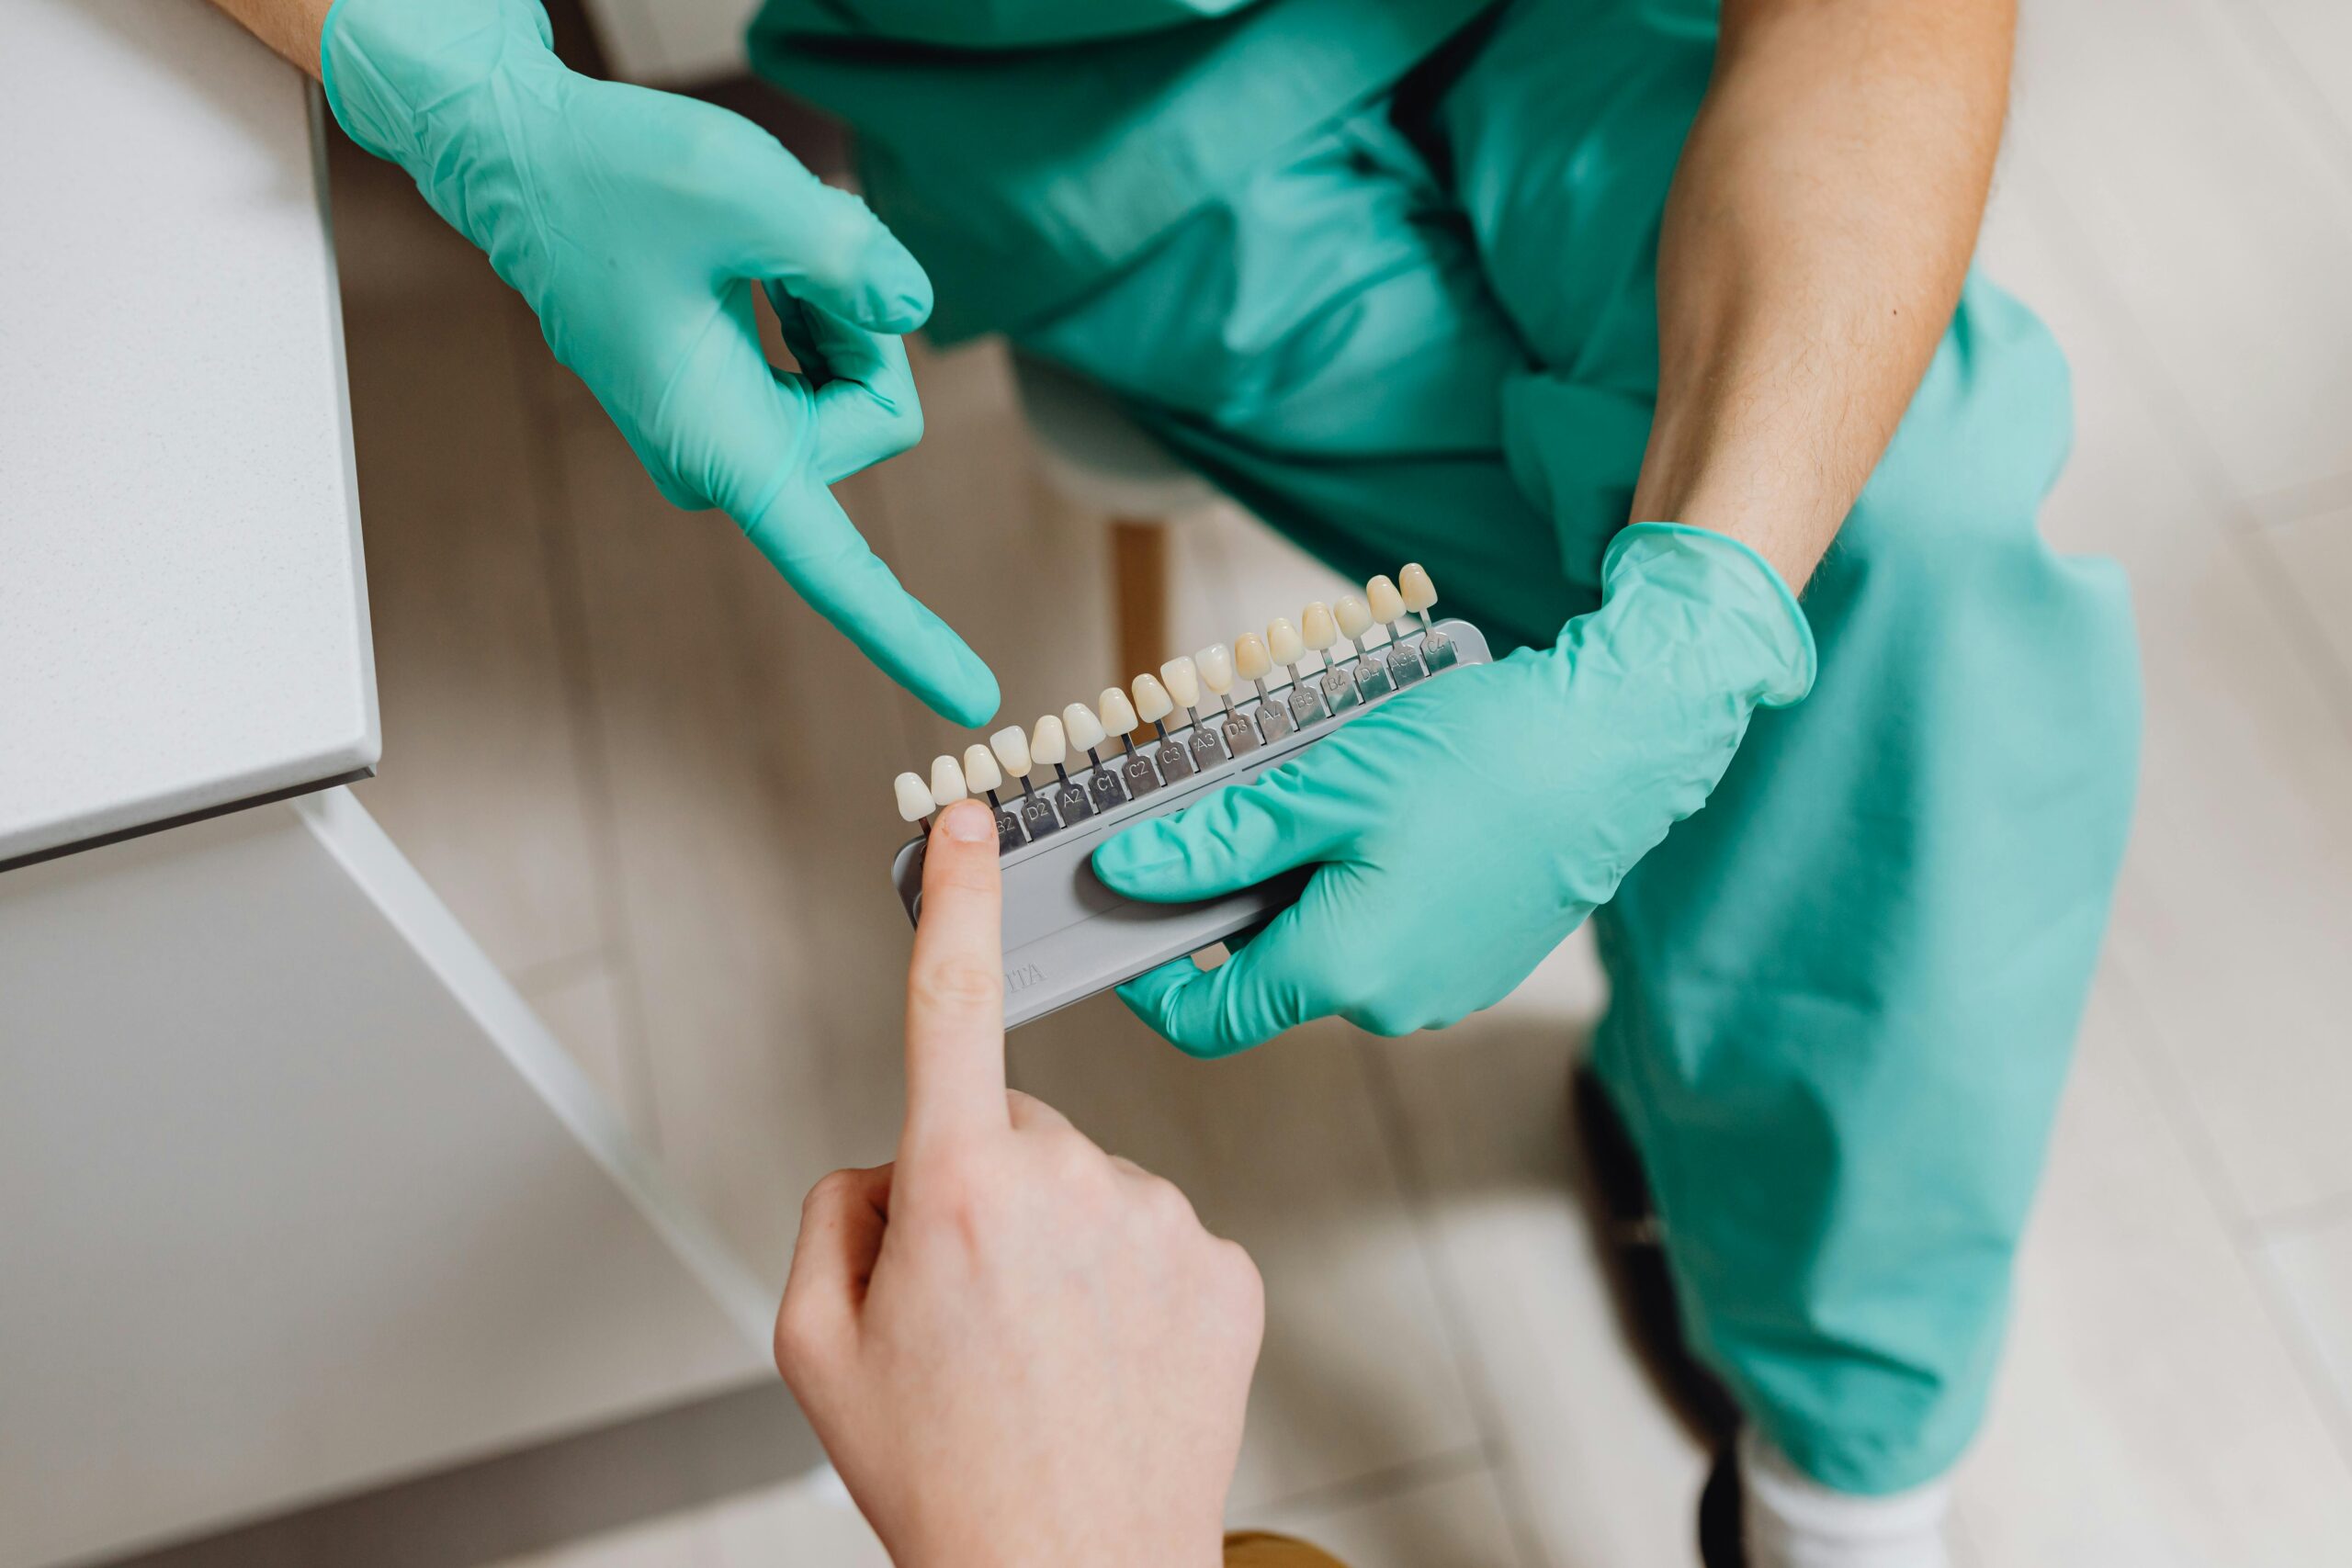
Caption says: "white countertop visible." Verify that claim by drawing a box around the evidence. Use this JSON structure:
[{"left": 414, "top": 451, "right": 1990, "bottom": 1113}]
[{"left": 0, "top": 0, "right": 378, "bottom": 868}]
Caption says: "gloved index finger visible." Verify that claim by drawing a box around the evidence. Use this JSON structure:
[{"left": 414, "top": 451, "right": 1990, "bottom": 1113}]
[
  {"left": 901, "top": 801, "right": 1012, "bottom": 1148},
  {"left": 740, "top": 475, "right": 1001, "bottom": 728}
]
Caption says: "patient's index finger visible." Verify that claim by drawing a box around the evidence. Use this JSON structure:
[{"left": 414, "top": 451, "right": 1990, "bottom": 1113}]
[{"left": 903, "top": 800, "right": 1010, "bottom": 1144}]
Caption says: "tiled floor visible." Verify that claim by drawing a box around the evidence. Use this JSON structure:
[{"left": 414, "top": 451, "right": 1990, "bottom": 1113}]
[{"left": 192, "top": 0, "right": 2352, "bottom": 1562}]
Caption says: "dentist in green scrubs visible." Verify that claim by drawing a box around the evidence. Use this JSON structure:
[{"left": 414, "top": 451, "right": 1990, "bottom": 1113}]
[{"left": 210, "top": 1, "right": 2140, "bottom": 1562}]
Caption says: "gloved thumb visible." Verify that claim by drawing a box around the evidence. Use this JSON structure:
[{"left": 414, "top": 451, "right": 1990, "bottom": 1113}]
[
  {"left": 1092, "top": 766, "right": 1354, "bottom": 903},
  {"left": 735, "top": 161, "right": 933, "bottom": 336}
]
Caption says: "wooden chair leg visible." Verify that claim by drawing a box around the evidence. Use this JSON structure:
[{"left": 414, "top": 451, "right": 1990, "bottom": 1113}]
[{"left": 1110, "top": 519, "right": 1169, "bottom": 740}]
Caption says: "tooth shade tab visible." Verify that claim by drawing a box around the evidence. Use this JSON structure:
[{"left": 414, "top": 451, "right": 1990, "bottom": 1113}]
[
  {"left": 1098, "top": 685, "right": 1140, "bottom": 735},
  {"left": 1159, "top": 656, "right": 1201, "bottom": 709},
  {"left": 1233, "top": 632, "right": 1272, "bottom": 682},
  {"left": 961, "top": 742, "right": 1003, "bottom": 794},
  {"left": 1132, "top": 671, "right": 1174, "bottom": 724},
  {"left": 1266, "top": 616, "right": 1306, "bottom": 665},
  {"left": 895, "top": 772, "right": 934, "bottom": 823},
  {"left": 1335, "top": 594, "right": 1373, "bottom": 641},
  {"left": 989, "top": 725, "right": 1034, "bottom": 780},
  {"left": 1400, "top": 562, "right": 1437, "bottom": 614},
  {"left": 928, "top": 754, "right": 968, "bottom": 807},
  {"left": 1031, "top": 714, "right": 1069, "bottom": 768},
  {"left": 1194, "top": 643, "right": 1235, "bottom": 694},
  {"left": 1366, "top": 574, "right": 1406, "bottom": 624},
  {"left": 1300, "top": 601, "right": 1337, "bottom": 650},
  {"left": 1063, "top": 701, "right": 1107, "bottom": 751}
]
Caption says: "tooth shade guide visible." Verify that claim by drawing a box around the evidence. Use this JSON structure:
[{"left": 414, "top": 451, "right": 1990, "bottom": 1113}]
[
  {"left": 888, "top": 567, "right": 1478, "bottom": 874},
  {"left": 887, "top": 608, "right": 1498, "bottom": 1028}
]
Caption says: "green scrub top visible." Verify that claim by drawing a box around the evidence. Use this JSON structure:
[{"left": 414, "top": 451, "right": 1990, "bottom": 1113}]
[{"left": 748, "top": 0, "right": 1494, "bottom": 339}]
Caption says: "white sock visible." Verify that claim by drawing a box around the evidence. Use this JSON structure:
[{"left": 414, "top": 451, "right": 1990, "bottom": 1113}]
[{"left": 1738, "top": 1427, "right": 1952, "bottom": 1568}]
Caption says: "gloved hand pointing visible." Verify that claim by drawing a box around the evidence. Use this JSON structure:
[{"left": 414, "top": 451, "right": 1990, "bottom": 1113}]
[
  {"left": 322, "top": 0, "right": 998, "bottom": 725},
  {"left": 1091, "top": 525, "right": 1816, "bottom": 1055}
]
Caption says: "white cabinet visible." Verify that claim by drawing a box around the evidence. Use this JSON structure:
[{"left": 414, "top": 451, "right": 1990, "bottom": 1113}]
[
  {"left": 0, "top": 6, "right": 781, "bottom": 1562},
  {"left": 0, "top": 795, "right": 771, "bottom": 1568}
]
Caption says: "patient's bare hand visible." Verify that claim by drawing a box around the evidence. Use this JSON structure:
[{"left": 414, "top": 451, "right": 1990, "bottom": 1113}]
[{"left": 775, "top": 799, "right": 1263, "bottom": 1568}]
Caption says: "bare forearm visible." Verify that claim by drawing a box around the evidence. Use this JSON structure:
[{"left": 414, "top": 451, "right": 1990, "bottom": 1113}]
[
  {"left": 1630, "top": 0, "right": 2013, "bottom": 589},
  {"left": 206, "top": 0, "right": 331, "bottom": 76}
]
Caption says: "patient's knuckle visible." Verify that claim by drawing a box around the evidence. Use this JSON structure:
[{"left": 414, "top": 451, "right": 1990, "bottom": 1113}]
[
  {"left": 802, "top": 1168, "right": 859, "bottom": 1213},
  {"left": 1044, "top": 1131, "right": 1103, "bottom": 1188},
  {"left": 1211, "top": 1239, "right": 1265, "bottom": 1315},
  {"left": 915, "top": 1147, "right": 1008, "bottom": 1236},
  {"left": 770, "top": 1293, "right": 822, "bottom": 1376},
  {"left": 1136, "top": 1172, "right": 1198, "bottom": 1229}
]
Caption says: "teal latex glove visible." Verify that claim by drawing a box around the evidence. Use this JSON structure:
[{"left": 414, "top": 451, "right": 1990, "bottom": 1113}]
[
  {"left": 1091, "top": 525, "right": 1817, "bottom": 1054},
  {"left": 322, "top": 0, "right": 998, "bottom": 725}
]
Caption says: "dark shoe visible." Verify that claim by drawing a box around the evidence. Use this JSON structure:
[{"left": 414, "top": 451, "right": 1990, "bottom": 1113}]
[
  {"left": 1698, "top": 1444, "right": 1746, "bottom": 1568},
  {"left": 1567, "top": 1064, "right": 1741, "bottom": 1446}
]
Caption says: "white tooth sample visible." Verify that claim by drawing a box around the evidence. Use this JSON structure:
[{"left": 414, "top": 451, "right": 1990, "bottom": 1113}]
[
  {"left": 895, "top": 772, "right": 933, "bottom": 823},
  {"left": 1400, "top": 562, "right": 1438, "bottom": 614},
  {"left": 1131, "top": 671, "right": 1174, "bottom": 725},
  {"left": 1233, "top": 632, "right": 1272, "bottom": 682},
  {"left": 1300, "top": 601, "right": 1337, "bottom": 652},
  {"left": 1366, "top": 573, "right": 1407, "bottom": 625},
  {"left": 1266, "top": 616, "right": 1306, "bottom": 666},
  {"left": 1335, "top": 594, "right": 1374, "bottom": 642},
  {"left": 1159, "top": 655, "right": 1201, "bottom": 710},
  {"left": 1195, "top": 643, "right": 1235, "bottom": 695},
  {"left": 928, "top": 754, "right": 968, "bottom": 808},
  {"left": 1063, "top": 701, "right": 1107, "bottom": 751},
  {"left": 1031, "top": 714, "right": 1069, "bottom": 768},
  {"left": 961, "top": 742, "right": 1002, "bottom": 795},
  {"left": 1099, "top": 685, "right": 1140, "bottom": 735},
  {"left": 989, "top": 724, "right": 1033, "bottom": 782}
]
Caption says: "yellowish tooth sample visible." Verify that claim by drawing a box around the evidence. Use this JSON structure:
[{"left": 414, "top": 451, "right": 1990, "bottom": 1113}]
[{"left": 1233, "top": 633, "right": 1272, "bottom": 682}]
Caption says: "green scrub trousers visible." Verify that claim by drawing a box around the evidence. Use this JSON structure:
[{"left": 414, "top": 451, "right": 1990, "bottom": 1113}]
[{"left": 755, "top": 0, "right": 2142, "bottom": 1495}]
